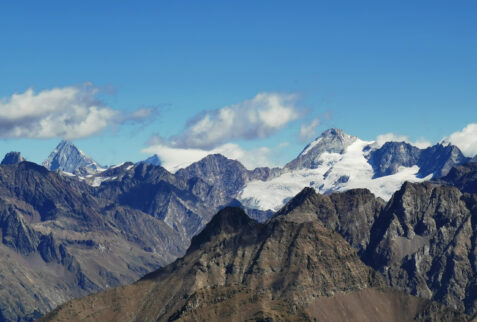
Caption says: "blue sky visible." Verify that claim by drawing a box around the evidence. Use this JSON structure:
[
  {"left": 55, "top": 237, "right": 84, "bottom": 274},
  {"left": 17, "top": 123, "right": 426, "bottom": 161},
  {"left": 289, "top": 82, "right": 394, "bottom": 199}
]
[{"left": 1, "top": 1, "right": 476, "bottom": 169}]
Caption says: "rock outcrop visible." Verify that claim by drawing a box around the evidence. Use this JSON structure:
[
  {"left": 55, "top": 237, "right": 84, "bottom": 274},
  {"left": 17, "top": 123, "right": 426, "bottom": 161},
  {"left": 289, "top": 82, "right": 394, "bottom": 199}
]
[
  {"left": 1, "top": 152, "right": 25, "bottom": 165},
  {"left": 278, "top": 181, "right": 477, "bottom": 316},
  {"left": 41, "top": 207, "right": 466, "bottom": 322}
]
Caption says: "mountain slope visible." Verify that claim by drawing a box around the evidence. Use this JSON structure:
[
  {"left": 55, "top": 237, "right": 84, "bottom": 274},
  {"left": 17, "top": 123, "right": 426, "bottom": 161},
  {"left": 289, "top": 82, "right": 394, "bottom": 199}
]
[
  {"left": 437, "top": 161, "right": 477, "bottom": 193},
  {"left": 239, "top": 129, "right": 468, "bottom": 211},
  {"left": 0, "top": 161, "right": 186, "bottom": 321},
  {"left": 42, "top": 140, "right": 103, "bottom": 175},
  {"left": 363, "top": 182, "right": 477, "bottom": 315},
  {"left": 41, "top": 207, "right": 466, "bottom": 322},
  {"left": 277, "top": 180, "right": 477, "bottom": 316},
  {"left": 368, "top": 142, "right": 468, "bottom": 178}
]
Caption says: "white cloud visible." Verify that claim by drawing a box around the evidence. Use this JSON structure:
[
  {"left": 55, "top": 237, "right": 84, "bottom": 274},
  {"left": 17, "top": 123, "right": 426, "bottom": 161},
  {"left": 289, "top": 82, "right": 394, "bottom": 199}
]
[
  {"left": 299, "top": 117, "right": 320, "bottom": 141},
  {"left": 446, "top": 123, "right": 477, "bottom": 156},
  {"left": 142, "top": 143, "right": 276, "bottom": 173},
  {"left": 168, "top": 92, "right": 300, "bottom": 149},
  {"left": 0, "top": 84, "right": 153, "bottom": 140},
  {"left": 374, "top": 133, "right": 432, "bottom": 149},
  {"left": 126, "top": 107, "right": 156, "bottom": 121}
]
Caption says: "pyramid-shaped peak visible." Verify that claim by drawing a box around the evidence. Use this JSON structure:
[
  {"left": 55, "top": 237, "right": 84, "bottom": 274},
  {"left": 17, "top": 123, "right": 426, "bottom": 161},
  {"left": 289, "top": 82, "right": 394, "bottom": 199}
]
[
  {"left": 1, "top": 151, "right": 25, "bottom": 165},
  {"left": 43, "top": 140, "right": 101, "bottom": 174},
  {"left": 285, "top": 128, "right": 357, "bottom": 170}
]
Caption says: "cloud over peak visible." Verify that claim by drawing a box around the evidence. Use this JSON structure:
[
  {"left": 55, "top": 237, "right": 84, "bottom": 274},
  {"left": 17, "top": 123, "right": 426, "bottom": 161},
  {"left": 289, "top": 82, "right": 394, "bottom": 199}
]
[
  {"left": 374, "top": 133, "right": 432, "bottom": 149},
  {"left": 168, "top": 92, "right": 300, "bottom": 149},
  {"left": 0, "top": 84, "right": 154, "bottom": 140},
  {"left": 446, "top": 123, "right": 477, "bottom": 156}
]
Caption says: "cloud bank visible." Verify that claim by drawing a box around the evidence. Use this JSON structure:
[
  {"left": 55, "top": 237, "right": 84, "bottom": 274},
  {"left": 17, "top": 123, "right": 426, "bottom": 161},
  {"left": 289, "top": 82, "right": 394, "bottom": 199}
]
[
  {"left": 168, "top": 93, "right": 300, "bottom": 149},
  {"left": 142, "top": 142, "right": 275, "bottom": 173},
  {"left": 446, "top": 123, "right": 477, "bottom": 156},
  {"left": 299, "top": 117, "right": 320, "bottom": 141},
  {"left": 0, "top": 84, "right": 153, "bottom": 140},
  {"left": 374, "top": 133, "right": 432, "bottom": 149}
]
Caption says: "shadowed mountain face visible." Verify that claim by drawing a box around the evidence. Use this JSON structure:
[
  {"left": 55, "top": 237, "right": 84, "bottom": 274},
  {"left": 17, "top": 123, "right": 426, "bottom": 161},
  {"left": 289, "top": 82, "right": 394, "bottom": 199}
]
[
  {"left": 437, "top": 161, "right": 477, "bottom": 194},
  {"left": 41, "top": 207, "right": 466, "bottom": 322},
  {"left": 1, "top": 152, "right": 24, "bottom": 165},
  {"left": 0, "top": 158, "right": 276, "bottom": 321},
  {"left": 368, "top": 142, "right": 469, "bottom": 178},
  {"left": 275, "top": 181, "right": 477, "bottom": 316},
  {"left": 0, "top": 162, "right": 187, "bottom": 321},
  {"left": 363, "top": 182, "right": 477, "bottom": 315},
  {"left": 275, "top": 187, "right": 386, "bottom": 256}
]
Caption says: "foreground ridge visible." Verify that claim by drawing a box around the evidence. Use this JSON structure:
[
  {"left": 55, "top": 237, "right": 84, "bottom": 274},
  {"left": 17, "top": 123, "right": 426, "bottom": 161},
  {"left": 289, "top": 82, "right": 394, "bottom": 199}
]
[{"left": 41, "top": 207, "right": 466, "bottom": 322}]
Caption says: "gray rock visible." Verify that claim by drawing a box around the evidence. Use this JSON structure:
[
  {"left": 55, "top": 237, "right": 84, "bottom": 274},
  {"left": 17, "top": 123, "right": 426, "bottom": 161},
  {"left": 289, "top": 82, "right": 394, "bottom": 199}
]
[
  {"left": 368, "top": 142, "right": 469, "bottom": 178},
  {"left": 1, "top": 151, "right": 25, "bottom": 165},
  {"left": 285, "top": 128, "right": 357, "bottom": 170},
  {"left": 42, "top": 140, "right": 102, "bottom": 174}
]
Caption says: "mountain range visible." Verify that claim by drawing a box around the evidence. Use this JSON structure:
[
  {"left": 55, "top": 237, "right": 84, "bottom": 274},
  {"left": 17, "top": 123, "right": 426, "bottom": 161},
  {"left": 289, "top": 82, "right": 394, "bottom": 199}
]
[
  {"left": 42, "top": 181, "right": 477, "bottom": 321},
  {"left": 0, "top": 128, "right": 476, "bottom": 321}
]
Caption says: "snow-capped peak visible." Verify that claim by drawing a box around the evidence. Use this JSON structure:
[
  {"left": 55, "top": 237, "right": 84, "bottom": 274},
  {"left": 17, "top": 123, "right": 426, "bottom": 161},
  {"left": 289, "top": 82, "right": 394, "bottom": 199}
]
[
  {"left": 299, "top": 128, "right": 355, "bottom": 157},
  {"left": 42, "top": 140, "right": 103, "bottom": 175},
  {"left": 286, "top": 128, "right": 357, "bottom": 170}
]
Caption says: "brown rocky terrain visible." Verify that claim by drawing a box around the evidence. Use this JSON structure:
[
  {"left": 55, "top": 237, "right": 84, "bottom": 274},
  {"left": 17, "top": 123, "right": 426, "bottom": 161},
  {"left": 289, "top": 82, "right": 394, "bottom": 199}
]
[
  {"left": 275, "top": 181, "right": 477, "bottom": 317},
  {"left": 41, "top": 207, "right": 466, "bottom": 322}
]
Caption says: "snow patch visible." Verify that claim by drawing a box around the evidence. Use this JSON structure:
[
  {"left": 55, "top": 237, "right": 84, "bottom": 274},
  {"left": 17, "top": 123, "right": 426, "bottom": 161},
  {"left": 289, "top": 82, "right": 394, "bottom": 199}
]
[{"left": 238, "top": 139, "right": 430, "bottom": 211}]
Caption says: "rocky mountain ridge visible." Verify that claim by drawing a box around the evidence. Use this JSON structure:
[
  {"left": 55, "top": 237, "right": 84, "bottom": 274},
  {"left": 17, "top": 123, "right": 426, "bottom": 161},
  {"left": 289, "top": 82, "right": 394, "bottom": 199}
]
[
  {"left": 41, "top": 207, "right": 467, "bottom": 322},
  {"left": 0, "top": 129, "right": 475, "bottom": 320},
  {"left": 239, "top": 129, "right": 469, "bottom": 211},
  {"left": 273, "top": 178, "right": 477, "bottom": 316}
]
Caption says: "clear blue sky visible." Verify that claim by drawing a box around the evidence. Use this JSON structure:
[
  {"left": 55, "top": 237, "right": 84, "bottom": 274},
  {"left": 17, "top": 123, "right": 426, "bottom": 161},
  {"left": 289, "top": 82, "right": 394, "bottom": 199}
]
[{"left": 1, "top": 1, "right": 476, "bottom": 168}]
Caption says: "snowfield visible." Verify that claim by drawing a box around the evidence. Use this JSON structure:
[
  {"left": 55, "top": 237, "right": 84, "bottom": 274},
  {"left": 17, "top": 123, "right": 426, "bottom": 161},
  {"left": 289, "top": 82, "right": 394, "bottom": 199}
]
[{"left": 238, "top": 139, "right": 432, "bottom": 211}]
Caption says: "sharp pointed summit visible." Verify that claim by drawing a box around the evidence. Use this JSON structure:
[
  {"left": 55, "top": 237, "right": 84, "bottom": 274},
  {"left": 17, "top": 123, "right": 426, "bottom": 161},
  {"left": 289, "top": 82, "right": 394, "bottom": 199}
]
[
  {"left": 285, "top": 128, "right": 357, "bottom": 170},
  {"left": 42, "top": 140, "right": 103, "bottom": 175}
]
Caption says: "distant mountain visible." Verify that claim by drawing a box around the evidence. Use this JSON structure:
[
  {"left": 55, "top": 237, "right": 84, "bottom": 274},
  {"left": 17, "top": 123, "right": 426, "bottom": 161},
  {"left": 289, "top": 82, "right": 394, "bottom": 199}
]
[
  {"left": 41, "top": 207, "right": 466, "bottom": 322},
  {"left": 42, "top": 140, "right": 103, "bottom": 175},
  {"left": 1, "top": 151, "right": 24, "bottom": 165},
  {"left": 0, "top": 132, "right": 473, "bottom": 320},
  {"left": 142, "top": 154, "right": 161, "bottom": 166},
  {"left": 285, "top": 128, "right": 358, "bottom": 170},
  {"left": 239, "top": 128, "right": 469, "bottom": 211},
  {"left": 368, "top": 141, "right": 468, "bottom": 178},
  {"left": 40, "top": 130, "right": 468, "bottom": 214},
  {"left": 0, "top": 161, "right": 186, "bottom": 321},
  {"left": 437, "top": 161, "right": 477, "bottom": 194}
]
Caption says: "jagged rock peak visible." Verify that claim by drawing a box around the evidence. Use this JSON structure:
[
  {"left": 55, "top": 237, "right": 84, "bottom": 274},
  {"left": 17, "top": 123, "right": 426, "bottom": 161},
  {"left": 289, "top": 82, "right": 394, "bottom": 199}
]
[
  {"left": 285, "top": 128, "right": 357, "bottom": 170},
  {"left": 42, "top": 140, "right": 102, "bottom": 174},
  {"left": 300, "top": 128, "right": 357, "bottom": 156},
  {"left": 274, "top": 186, "right": 317, "bottom": 216},
  {"left": 1, "top": 151, "right": 25, "bottom": 165},
  {"left": 188, "top": 207, "right": 254, "bottom": 253}
]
